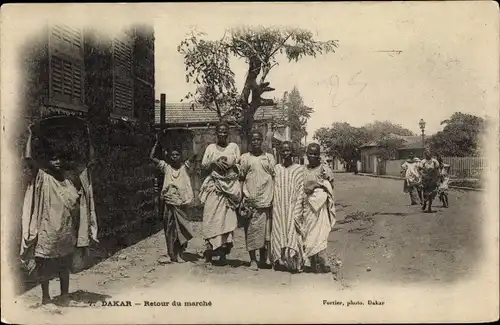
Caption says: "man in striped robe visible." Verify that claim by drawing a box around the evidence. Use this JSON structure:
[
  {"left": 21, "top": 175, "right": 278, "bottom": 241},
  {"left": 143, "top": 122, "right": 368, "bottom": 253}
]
[
  {"left": 271, "top": 141, "right": 305, "bottom": 273},
  {"left": 302, "top": 143, "right": 336, "bottom": 273}
]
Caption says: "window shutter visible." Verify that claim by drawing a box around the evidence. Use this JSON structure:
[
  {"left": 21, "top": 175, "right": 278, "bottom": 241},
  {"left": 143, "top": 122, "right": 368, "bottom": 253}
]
[
  {"left": 113, "top": 34, "right": 134, "bottom": 113},
  {"left": 51, "top": 24, "right": 82, "bottom": 53},
  {"left": 114, "top": 80, "right": 133, "bottom": 112},
  {"left": 51, "top": 56, "right": 63, "bottom": 95},
  {"left": 49, "top": 24, "right": 84, "bottom": 106}
]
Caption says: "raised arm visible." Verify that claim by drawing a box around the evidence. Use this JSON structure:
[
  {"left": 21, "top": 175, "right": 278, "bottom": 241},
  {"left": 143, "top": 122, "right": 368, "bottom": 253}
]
[
  {"left": 184, "top": 153, "right": 198, "bottom": 170},
  {"left": 149, "top": 134, "right": 161, "bottom": 165},
  {"left": 24, "top": 126, "right": 44, "bottom": 171}
]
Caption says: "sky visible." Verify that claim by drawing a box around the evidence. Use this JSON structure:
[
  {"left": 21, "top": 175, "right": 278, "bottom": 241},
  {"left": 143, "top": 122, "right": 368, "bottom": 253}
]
[{"left": 153, "top": 2, "right": 498, "bottom": 137}]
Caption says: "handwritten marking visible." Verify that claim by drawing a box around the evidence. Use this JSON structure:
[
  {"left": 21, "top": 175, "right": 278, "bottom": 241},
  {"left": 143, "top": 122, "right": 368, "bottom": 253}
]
[{"left": 332, "top": 71, "right": 368, "bottom": 109}]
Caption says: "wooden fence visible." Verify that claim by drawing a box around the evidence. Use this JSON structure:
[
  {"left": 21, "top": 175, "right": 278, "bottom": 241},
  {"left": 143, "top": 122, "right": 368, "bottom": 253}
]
[
  {"left": 383, "top": 156, "right": 486, "bottom": 179},
  {"left": 442, "top": 157, "right": 486, "bottom": 179}
]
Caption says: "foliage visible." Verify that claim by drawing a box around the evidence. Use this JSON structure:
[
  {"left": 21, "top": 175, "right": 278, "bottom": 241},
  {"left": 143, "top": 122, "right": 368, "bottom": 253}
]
[
  {"left": 428, "top": 112, "right": 485, "bottom": 157},
  {"left": 178, "top": 27, "right": 338, "bottom": 146},
  {"left": 363, "top": 120, "right": 415, "bottom": 140},
  {"left": 177, "top": 31, "right": 238, "bottom": 119},
  {"left": 313, "top": 122, "right": 369, "bottom": 165},
  {"left": 274, "top": 87, "right": 314, "bottom": 147},
  {"left": 375, "top": 135, "right": 406, "bottom": 160}
]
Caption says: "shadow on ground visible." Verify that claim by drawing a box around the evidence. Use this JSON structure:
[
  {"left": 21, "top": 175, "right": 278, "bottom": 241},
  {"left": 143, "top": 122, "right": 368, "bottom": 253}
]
[{"left": 20, "top": 215, "right": 165, "bottom": 295}]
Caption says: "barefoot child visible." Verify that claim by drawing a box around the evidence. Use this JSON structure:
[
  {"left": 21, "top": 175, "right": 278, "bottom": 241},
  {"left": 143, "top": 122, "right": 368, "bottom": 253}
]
[
  {"left": 437, "top": 156, "right": 450, "bottom": 208},
  {"left": 239, "top": 131, "right": 276, "bottom": 270},
  {"left": 150, "top": 135, "right": 196, "bottom": 263},
  {"left": 20, "top": 120, "right": 98, "bottom": 306}
]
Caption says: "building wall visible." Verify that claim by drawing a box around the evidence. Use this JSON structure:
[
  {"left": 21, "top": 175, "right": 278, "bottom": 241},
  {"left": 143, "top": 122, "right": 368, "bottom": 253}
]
[
  {"left": 360, "top": 147, "right": 379, "bottom": 173},
  {"left": 397, "top": 148, "right": 424, "bottom": 160},
  {"left": 15, "top": 23, "right": 156, "bottom": 285},
  {"left": 385, "top": 159, "right": 406, "bottom": 177},
  {"left": 332, "top": 158, "right": 346, "bottom": 172}
]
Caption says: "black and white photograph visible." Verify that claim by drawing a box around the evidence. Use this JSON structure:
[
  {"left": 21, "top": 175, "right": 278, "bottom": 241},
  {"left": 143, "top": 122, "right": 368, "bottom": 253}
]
[{"left": 1, "top": 2, "right": 499, "bottom": 324}]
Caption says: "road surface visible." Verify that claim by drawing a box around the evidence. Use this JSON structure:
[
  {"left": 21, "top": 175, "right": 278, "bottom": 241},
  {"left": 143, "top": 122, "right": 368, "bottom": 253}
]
[{"left": 17, "top": 173, "right": 483, "bottom": 312}]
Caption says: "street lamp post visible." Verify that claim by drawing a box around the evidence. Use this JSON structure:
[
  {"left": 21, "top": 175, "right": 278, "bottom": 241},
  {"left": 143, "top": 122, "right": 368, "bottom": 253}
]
[{"left": 419, "top": 118, "right": 426, "bottom": 149}]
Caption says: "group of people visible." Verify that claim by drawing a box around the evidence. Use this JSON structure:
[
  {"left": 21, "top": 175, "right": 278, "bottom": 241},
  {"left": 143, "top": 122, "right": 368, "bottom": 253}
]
[
  {"left": 151, "top": 121, "right": 337, "bottom": 274},
  {"left": 19, "top": 119, "right": 337, "bottom": 307},
  {"left": 401, "top": 150, "right": 450, "bottom": 212}
]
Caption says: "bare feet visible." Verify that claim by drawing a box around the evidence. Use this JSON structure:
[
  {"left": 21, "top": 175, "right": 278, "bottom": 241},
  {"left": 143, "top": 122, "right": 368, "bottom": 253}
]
[
  {"left": 158, "top": 255, "right": 171, "bottom": 264},
  {"left": 249, "top": 261, "right": 259, "bottom": 271},
  {"left": 176, "top": 255, "right": 186, "bottom": 263}
]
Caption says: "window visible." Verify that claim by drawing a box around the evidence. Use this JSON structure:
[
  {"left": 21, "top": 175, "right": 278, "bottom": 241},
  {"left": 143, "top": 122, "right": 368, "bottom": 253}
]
[
  {"left": 112, "top": 33, "right": 134, "bottom": 114},
  {"left": 49, "top": 24, "right": 85, "bottom": 107},
  {"left": 50, "top": 55, "right": 83, "bottom": 103},
  {"left": 114, "top": 79, "right": 133, "bottom": 112}
]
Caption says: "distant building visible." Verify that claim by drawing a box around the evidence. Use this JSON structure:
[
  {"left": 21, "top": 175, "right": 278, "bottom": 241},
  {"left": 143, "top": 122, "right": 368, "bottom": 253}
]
[{"left": 359, "top": 134, "right": 431, "bottom": 174}]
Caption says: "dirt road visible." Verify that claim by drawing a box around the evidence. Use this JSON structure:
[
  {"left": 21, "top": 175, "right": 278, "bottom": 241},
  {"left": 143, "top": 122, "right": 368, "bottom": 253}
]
[{"left": 18, "top": 173, "right": 483, "bottom": 313}]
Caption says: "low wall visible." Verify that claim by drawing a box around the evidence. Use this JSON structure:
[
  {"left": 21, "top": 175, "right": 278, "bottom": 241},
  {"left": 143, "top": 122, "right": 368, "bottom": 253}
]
[{"left": 384, "top": 159, "right": 405, "bottom": 177}]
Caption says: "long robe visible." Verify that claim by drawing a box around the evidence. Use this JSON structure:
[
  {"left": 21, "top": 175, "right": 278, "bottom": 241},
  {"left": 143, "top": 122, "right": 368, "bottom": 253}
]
[
  {"left": 20, "top": 168, "right": 98, "bottom": 270},
  {"left": 199, "top": 142, "right": 242, "bottom": 251},
  {"left": 157, "top": 160, "right": 195, "bottom": 258},
  {"left": 401, "top": 158, "right": 422, "bottom": 203},
  {"left": 271, "top": 163, "right": 305, "bottom": 271},
  {"left": 420, "top": 158, "right": 440, "bottom": 201},
  {"left": 303, "top": 164, "right": 336, "bottom": 259},
  {"left": 239, "top": 152, "right": 275, "bottom": 251},
  {"left": 401, "top": 158, "right": 422, "bottom": 190}
]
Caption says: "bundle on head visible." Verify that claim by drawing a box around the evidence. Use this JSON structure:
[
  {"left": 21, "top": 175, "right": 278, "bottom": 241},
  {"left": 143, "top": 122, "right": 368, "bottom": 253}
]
[{"left": 29, "top": 116, "right": 91, "bottom": 167}]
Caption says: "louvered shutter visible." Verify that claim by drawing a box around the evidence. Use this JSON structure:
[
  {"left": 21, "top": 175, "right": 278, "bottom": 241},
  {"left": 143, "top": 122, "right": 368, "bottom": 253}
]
[
  {"left": 113, "top": 34, "right": 134, "bottom": 114},
  {"left": 49, "top": 24, "right": 84, "bottom": 106}
]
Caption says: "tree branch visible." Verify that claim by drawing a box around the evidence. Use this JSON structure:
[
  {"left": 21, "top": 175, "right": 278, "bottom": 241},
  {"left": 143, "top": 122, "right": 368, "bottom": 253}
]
[
  {"left": 268, "top": 32, "right": 292, "bottom": 59},
  {"left": 234, "top": 36, "right": 266, "bottom": 64}
]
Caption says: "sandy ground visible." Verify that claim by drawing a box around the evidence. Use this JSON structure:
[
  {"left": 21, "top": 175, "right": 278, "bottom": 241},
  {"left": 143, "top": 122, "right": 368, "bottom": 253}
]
[{"left": 14, "top": 173, "right": 484, "bottom": 320}]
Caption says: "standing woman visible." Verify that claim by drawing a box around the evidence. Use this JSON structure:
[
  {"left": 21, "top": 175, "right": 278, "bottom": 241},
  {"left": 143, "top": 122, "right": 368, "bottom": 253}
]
[
  {"left": 419, "top": 150, "right": 441, "bottom": 213},
  {"left": 199, "top": 122, "right": 242, "bottom": 264}
]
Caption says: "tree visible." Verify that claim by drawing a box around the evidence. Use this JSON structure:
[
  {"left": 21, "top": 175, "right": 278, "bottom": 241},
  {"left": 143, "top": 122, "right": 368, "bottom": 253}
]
[
  {"left": 313, "top": 122, "right": 369, "bottom": 168},
  {"left": 274, "top": 87, "right": 314, "bottom": 148},
  {"left": 177, "top": 31, "right": 238, "bottom": 120},
  {"left": 178, "top": 27, "right": 338, "bottom": 149},
  {"left": 363, "top": 120, "right": 415, "bottom": 140},
  {"left": 428, "top": 112, "right": 485, "bottom": 157}
]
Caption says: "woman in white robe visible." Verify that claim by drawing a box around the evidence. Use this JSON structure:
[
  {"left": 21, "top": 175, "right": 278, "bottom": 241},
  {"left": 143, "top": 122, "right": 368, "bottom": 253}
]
[{"left": 199, "top": 122, "right": 242, "bottom": 263}]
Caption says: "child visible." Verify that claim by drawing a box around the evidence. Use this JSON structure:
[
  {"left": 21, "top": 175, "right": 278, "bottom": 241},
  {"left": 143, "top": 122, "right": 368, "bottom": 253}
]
[
  {"left": 437, "top": 156, "right": 450, "bottom": 208},
  {"left": 20, "top": 125, "right": 98, "bottom": 307},
  {"left": 150, "top": 134, "right": 196, "bottom": 263},
  {"left": 239, "top": 131, "right": 275, "bottom": 270}
]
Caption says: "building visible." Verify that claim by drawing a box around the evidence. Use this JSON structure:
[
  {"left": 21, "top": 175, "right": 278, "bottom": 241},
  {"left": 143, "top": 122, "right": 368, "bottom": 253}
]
[
  {"left": 359, "top": 134, "right": 431, "bottom": 174},
  {"left": 16, "top": 23, "right": 157, "bottom": 276}
]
